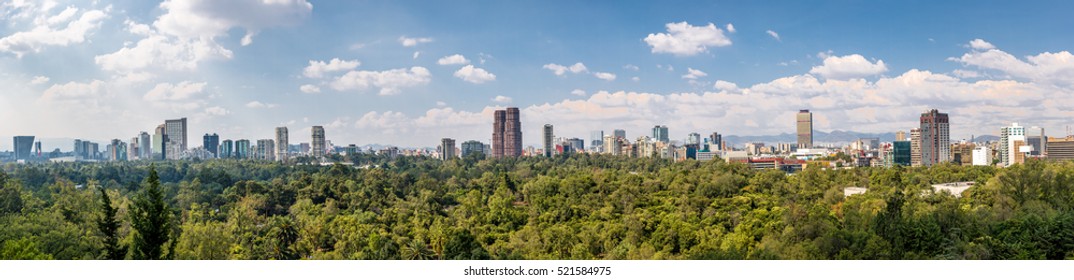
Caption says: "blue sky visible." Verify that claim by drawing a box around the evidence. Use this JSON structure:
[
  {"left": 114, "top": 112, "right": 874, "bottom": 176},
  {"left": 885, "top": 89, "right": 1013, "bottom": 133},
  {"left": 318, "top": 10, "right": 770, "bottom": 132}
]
[{"left": 2, "top": 0, "right": 1074, "bottom": 150}]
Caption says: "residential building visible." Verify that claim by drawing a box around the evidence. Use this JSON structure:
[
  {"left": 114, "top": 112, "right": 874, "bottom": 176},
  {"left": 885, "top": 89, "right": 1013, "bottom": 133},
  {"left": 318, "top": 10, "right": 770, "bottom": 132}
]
[
  {"left": 972, "top": 146, "right": 992, "bottom": 166},
  {"left": 235, "top": 139, "right": 250, "bottom": 159},
  {"left": 919, "top": 109, "right": 949, "bottom": 167},
  {"left": 311, "top": 126, "right": 325, "bottom": 156},
  {"left": 797, "top": 109, "right": 813, "bottom": 149},
  {"left": 461, "top": 140, "right": 485, "bottom": 157},
  {"left": 164, "top": 118, "right": 188, "bottom": 160},
  {"left": 276, "top": 127, "right": 289, "bottom": 162},
  {"left": 652, "top": 125, "right": 669, "bottom": 143},
  {"left": 440, "top": 138, "right": 456, "bottom": 160},
  {"left": 910, "top": 128, "right": 922, "bottom": 167},
  {"left": 203, "top": 133, "right": 219, "bottom": 158},
  {"left": 13, "top": 136, "right": 34, "bottom": 161},
  {"left": 256, "top": 139, "right": 275, "bottom": 161},
  {"left": 1000, "top": 123, "right": 1026, "bottom": 166},
  {"left": 492, "top": 107, "right": 522, "bottom": 158},
  {"left": 896, "top": 130, "right": 907, "bottom": 141},
  {"left": 221, "top": 139, "right": 234, "bottom": 158},
  {"left": 543, "top": 124, "right": 554, "bottom": 157}
]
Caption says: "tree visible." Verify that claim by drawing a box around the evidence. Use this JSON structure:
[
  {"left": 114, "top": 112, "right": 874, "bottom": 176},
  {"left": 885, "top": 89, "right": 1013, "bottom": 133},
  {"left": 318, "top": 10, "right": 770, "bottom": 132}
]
[
  {"left": 130, "top": 165, "right": 173, "bottom": 260},
  {"left": 97, "top": 187, "right": 125, "bottom": 260}
]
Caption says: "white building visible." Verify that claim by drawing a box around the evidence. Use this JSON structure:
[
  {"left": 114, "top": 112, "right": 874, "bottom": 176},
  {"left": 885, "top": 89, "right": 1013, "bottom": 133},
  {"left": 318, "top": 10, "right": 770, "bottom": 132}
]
[
  {"left": 931, "top": 181, "right": 975, "bottom": 197},
  {"left": 972, "top": 146, "right": 992, "bottom": 166},
  {"left": 1000, "top": 123, "right": 1025, "bottom": 166}
]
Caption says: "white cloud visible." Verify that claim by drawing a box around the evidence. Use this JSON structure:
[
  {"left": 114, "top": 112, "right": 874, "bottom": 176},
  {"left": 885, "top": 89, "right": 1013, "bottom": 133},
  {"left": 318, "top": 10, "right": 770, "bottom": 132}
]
[
  {"left": 594, "top": 72, "right": 617, "bottom": 81},
  {"left": 713, "top": 80, "right": 739, "bottom": 92},
  {"left": 809, "top": 54, "right": 888, "bottom": 80},
  {"left": 952, "top": 69, "right": 981, "bottom": 79},
  {"left": 412, "top": 51, "right": 421, "bottom": 59},
  {"left": 968, "top": 38, "right": 995, "bottom": 50},
  {"left": 644, "top": 22, "right": 732, "bottom": 56},
  {"left": 682, "top": 68, "right": 708, "bottom": 80},
  {"left": 726, "top": 23, "right": 736, "bottom": 33},
  {"left": 437, "top": 54, "right": 470, "bottom": 65},
  {"left": 95, "top": 33, "right": 234, "bottom": 72},
  {"left": 399, "top": 36, "right": 433, "bottom": 47},
  {"left": 570, "top": 89, "right": 586, "bottom": 96},
  {"left": 329, "top": 66, "right": 432, "bottom": 95},
  {"left": 631, "top": 77, "right": 640, "bottom": 82},
  {"left": 492, "top": 95, "right": 513, "bottom": 103},
  {"left": 303, "top": 58, "right": 360, "bottom": 78},
  {"left": 144, "top": 81, "right": 207, "bottom": 101},
  {"left": 952, "top": 40, "right": 1074, "bottom": 87},
  {"left": 30, "top": 76, "right": 50, "bottom": 85},
  {"left": 0, "top": 8, "right": 108, "bottom": 57},
  {"left": 204, "top": 106, "right": 230, "bottom": 116},
  {"left": 766, "top": 30, "right": 781, "bottom": 41},
  {"left": 245, "top": 101, "right": 277, "bottom": 109},
  {"left": 543, "top": 62, "right": 588, "bottom": 76},
  {"left": 299, "top": 84, "right": 321, "bottom": 94},
  {"left": 623, "top": 64, "right": 639, "bottom": 71},
  {"left": 41, "top": 80, "right": 106, "bottom": 101},
  {"left": 453, "top": 65, "right": 496, "bottom": 84}
]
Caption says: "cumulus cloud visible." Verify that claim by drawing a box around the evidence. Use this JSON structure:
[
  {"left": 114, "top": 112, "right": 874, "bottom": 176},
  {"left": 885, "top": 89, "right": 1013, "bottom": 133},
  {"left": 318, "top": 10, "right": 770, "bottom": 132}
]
[
  {"left": 399, "top": 36, "right": 433, "bottom": 47},
  {"left": 0, "top": 7, "right": 108, "bottom": 57},
  {"left": 594, "top": 72, "right": 617, "bottom": 81},
  {"left": 303, "top": 58, "right": 360, "bottom": 78},
  {"left": 143, "top": 81, "right": 207, "bottom": 101},
  {"left": 30, "top": 76, "right": 50, "bottom": 85},
  {"left": 299, "top": 84, "right": 321, "bottom": 94},
  {"left": 968, "top": 38, "right": 995, "bottom": 50},
  {"left": 766, "top": 30, "right": 781, "bottom": 41},
  {"left": 571, "top": 89, "right": 587, "bottom": 96},
  {"left": 245, "top": 101, "right": 277, "bottom": 109},
  {"left": 204, "top": 106, "right": 230, "bottom": 116},
  {"left": 682, "top": 68, "right": 708, "bottom": 80},
  {"left": 41, "top": 80, "right": 106, "bottom": 101},
  {"left": 543, "top": 62, "right": 588, "bottom": 76},
  {"left": 644, "top": 22, "right": 732, "bottom": 56},
  {"left": 454, "top": 65, "right": 496, "bottom": 84},
  {"left": 951, "top": 39, "right": 1074, "bottom": 87},
  {"left": 809, "top": 54, "right": 888, "bottom": 80},
  {"left": 623, "top": 64, "right": 640, "bottom": 71},
  {"left": 438, "top": 54, "right": 469, "bottom": 65},
  {"left": 726, "top": 23, "right": 736, "bottom": 33},
  {"left": 329, "top": 66, "right": 432, "bottom": 95},
  {"left": 492, "top": 95, "right": 513, "bottom": 103}
]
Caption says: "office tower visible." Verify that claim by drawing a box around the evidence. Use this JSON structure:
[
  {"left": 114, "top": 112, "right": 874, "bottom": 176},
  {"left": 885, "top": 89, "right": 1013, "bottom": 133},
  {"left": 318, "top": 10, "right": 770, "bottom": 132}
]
[
  {"left": 895, "top": 131, "right": 907, "bottom": 142},
  {"left": 153, "top": 124, "right": 165, "bottom": 160},
  {"left": 129, "top": 137, "right": 140, "bottom": 160},
  {"left": 13, "top": 136, "right": 34, "bottom": 161},
  {"left": 972, "top": 146, "right": 992, "bottom": 166},
  {"left": 566, "top": 138, "right": 584, "bottom": 153},
  {"left": 1047, "top": 136, "right": 1074, "bottom": 161},
  {"left": 708, "top": 132, "right": 723, "bottom": 151},
  {"left": 33, "top": 141, "right": 41, "bottom": 157},
  {"left": 439, "top": 138, "right": 456, "bottom": 160},
  {"left": 109, "top": 139, "right": 128, "bottom": 161},
  {"left": 999, "top": 123, "right": 1026, "bottom": 166},
  {"left": 613, "top": 129, "right": 626, "bottom": 140},
  {"left": 543, "top": 124, "right": 554, "bottom": 157},
  {"left": 918, "top": 109, "right": 949, "bottom": 166},
  {"left": 603, "top": 135, "right": 619, "bottom": 155},
  {"left": 910, "top": 128, "right": 922, "bottom": 167},
  {"left": 221, "top": 139, "right": 234, "bottom": 158},
  {"left": 893, "top": 141, "right": 911, "bottom": 166},
  {"left": 236, "top": 139, "right": 250, "bottom": 159},
  {"left": 461, "top": 140, "right": 485, "bottom": 157},
  {"left": 311, "top": 126, "right": 325, "bottom": 156},
  {"left": 257, "top": 139, "right": 275, "bottom": 161},
  {"left": 275, "top": 127, "right": 289, "bottom": 162},
  {"left": 203, "top": 133, "right": 219, "bottom": 158},
  {"left": 652, "top": 125, "right": 669, "bottom": 143},
  {"left": 797, "top": 109, "right": 813, "bottom": 149},
  {"left": 74, "top": 139, "right": 83, "bottom": 159},
  {"left": 164, "top": 118, "right": 187, "bottom": 160},
  {"left": 590, "top": 130, "right": 603, "bottom": 152},
  {"left": 687, "top": 132, "right": 701, "bottom": 146},
  {"left": 492, "top": 107, "right": 522, "bottom": 158},
  {"left": 951, "top": 143, "right": 975, "bottom": 166},
  {"left": 139, "top": 132, "right": 151, "bottom": 159},
  {"left": 1026, "top": 126, "right": 1045, "bottom": 157}
]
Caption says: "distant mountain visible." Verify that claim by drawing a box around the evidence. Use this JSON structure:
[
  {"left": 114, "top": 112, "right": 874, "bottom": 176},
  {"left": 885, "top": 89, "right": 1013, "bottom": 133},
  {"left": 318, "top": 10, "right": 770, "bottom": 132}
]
[
  {"left": 723, "top": 131, "right": 1001, "bottom": 147},
  {"left": 972, "top": 135, "right": 1000, "bottom": 142}
]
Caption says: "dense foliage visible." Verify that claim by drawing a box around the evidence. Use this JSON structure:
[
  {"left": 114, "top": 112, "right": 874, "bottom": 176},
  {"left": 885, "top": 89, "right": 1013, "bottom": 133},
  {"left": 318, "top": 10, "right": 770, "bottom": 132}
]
[{"left": 1, "top": 154, "right": 1073, "bottom": 260}]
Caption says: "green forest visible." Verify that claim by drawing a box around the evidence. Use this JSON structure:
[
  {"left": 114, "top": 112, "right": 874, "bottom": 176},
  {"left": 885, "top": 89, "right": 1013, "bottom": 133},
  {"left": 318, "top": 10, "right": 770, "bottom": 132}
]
[{"left": 1, "top": 154, "right": 1073, "bottom": 260}]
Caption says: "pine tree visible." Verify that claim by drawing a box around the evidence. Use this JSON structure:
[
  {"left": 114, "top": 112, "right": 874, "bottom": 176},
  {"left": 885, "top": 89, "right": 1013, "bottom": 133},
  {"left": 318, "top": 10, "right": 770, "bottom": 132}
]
[
  {"left": 97, "top": 187, "right": 125, "bottom": 259},
  {"left": 131, "top": 165, "right": 172, "bottom": 260}
]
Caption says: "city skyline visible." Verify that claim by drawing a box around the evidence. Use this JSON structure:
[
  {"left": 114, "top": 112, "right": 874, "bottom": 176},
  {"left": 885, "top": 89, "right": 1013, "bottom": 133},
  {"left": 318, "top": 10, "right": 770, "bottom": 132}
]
[{"left": 2, "top": 1, "right": 1074, "bottom": 150}]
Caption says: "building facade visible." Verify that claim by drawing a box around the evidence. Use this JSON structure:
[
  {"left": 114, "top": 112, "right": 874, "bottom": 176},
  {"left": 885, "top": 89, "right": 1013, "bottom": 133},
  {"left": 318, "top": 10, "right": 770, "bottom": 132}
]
[
  {"left": 543, "top": 124, "right": 554, "bottom": 157},
  {"left": 461, "top": 140, "right": 485, "bottom": 157},
  {"left": 236, "top": 139, "right": 251, "bottom": 159},
  {"left": 919, "top": 109, "right": 949, "bottom": 167},
  {"left": 13, "top": 136, "right": 35, "bottom": 161},
  {"left": 910, "top": 128, "right": 922, "bottom": 167},
  {"left": 164, "top": 118, "right": 188, "bottom": 160},
  {"left": 221, "top": 139, "right": 234, "bottom": 158},
  {"left": 492, "top": 107, "right": 522, "bottom": 158},
  {"left": 652, "top": 125, "right": 669, "bottom": 143},
  {"left": 203, "top": 133, "right": 219, "bottom": 158},
  {"left": 276, "top": 127, "right": 289, "bottom": 162},
  {"left": 999, "top": 123, "right": 1026, "bottom": 166},
  {"left": 440, "top": 138, "right": 456, "bottom": 160},
  {"left": 311, "top": 126, "right": 325, "bottom": 156},
  {"left": 797, "top": 109, "right": 813, "bottom": 149}
]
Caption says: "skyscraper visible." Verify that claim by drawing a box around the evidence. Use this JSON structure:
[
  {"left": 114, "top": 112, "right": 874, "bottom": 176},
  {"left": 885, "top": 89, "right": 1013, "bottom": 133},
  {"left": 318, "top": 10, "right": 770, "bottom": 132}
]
[
  {"left": 236, "top": 139, "right": 251, "bottom": 159},
  {"left": 1026, "top": 126, "right": 1045, "bottom": 157},
  {"left": 130, "top": 137, "right": 140, "bottom": 160},
  {"left": 164, "top": 118, "right": 188, "bottom": 160},
  {"left": 257, "top": 139, "right": 275, "bottom": 161},
  {"left": 491, "top": 107, "right": 522, "bottom": 158},
  {"left": 590, "top": 130, "right": 603, "bottom": 152},
  {"left": 910, "top": 128, "right": 922, "bottom": 167},
  {"left": 139, "top": 131, "right": 152, "bottom": 159},
  {"left": 311, "top": 126, "right": 325, "bottom": 156},
  {"left": 893, "top": 141, "right": 911, "bottom": 166},
  {"left": 153, "top": 124, "right": 165, "bottom": 160},
  {"left": 797, "top": 110, "right": 813, "bottom": 149},
  {"left": 440, "top": 138, "right": 456, "bottom": 160},
  {"left": 543, "top": 124, "right": 554, "bottom": 157},
  {"left": 652, "top": 125, "right": 669, "bottom": 143},
  {"left": 895, "top": 130, "right": 907, "bottom": 141},
  {"left": 276, "top": 127, "right": 289, "bottom": 162},
  {"left": 709, "top": 132, "right": 723, "bottom": 151},
  {"left": 203, "top": 133, "right": 219, "bottom": 158},
  {"left": 221, "top": 139, "right": 234, "bottom": 158},
  {"left": 13, "top": 136, "right": 34, "bottom": 161},
  {"left": 687, "top": 132, "right": 701, "bottom": 146},
  {"left": 461, "top": 140, "right": 485, "bottom": 157},
  {"left": 919, "top": 109, "right": 950, "bottom": 167},
  {"left": 999, "top": 123, "right": 1026, "bottom": 166}
]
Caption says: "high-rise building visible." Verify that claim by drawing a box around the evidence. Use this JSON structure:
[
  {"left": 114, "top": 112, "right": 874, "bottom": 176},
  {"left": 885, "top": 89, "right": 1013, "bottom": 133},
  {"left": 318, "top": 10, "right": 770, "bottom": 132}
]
[
  {"left": 999, "top": 123, "right": 1026, "bottom": 166},
  {"left": 687, "top": 133, "right": 701, "bottom": 146},
  {"left": 139, "top": 132, "right": 152, "bottom": 159},
  {"left": 652, "top": 125, "right": 669, "bottom": 143},
  {"left": 1026, "top": 126, "right": 1045, "bottom": 157},
  {"left": 256, "top": 139, "right": 275, "bottom": 161},
  {"left": 910, "top": 128, "right": 922, "bottom": 167},
  {"left": 439, "top": 138, "right": 456, "bottom": 160},
  {"left": 13, "top": 136, "right": 35, "bottom": 161},
  {"left": 153, "top": 124, "right": 166, "bottom": 160},
  {"left": 895, "top": 130, "right": 907, "bottom": 142},
  {"left": 613, "top": 129, "right": 626, "bottom": 140},
  {"left": 235, "top": 139, "right": 251, "bottom": 159},
  {"left": 919, "top": 109, "right": 949, "bottom": 167},
  {"left": 129, "top": 137, "right": 140, "bottom": 160},
  {"left": 893, "top": 141, "right": 911, "bottom": 166},
  {"left": 709, "top": 132, "right": 723, "bottom": 151},
  {"left": 797, "top": 110, "right": 813, "bottom": 149},
  {"left": 33, "top": 141, "right": 41, "bottom": 157},
  {"left": 203, "top": 133, "right": 219, "bottom": 158},
  {"left": 164, "top": 118, "right": 188, "bottom": 160},
  {"left": 951, "top": 143, "right": 975, "bottom": 166},
  {"left": 565, "top": 138, "right": 584, "bottom": 153},
  {"left": 1047, "top": 136, "right": 1074, "bottom": 161},
  {"left": 311, "top": 126, "right": 325, "bottom": 156},
  {"left": 972, "top": 146, "right": 993, "bottom": 166},
  {"left": 275, "top": 127, "right": 289, "bottom": 162},
  {"left": 109, "top": 139, "right": 127, "bottom": 161},
  {"left": 491, "top": 107, "right": 522, "bottom": 158},
  {"left": 543, "top": 124, "right": 554, "bottom": 157},
  {"left": 603, "top": 135, "right": 620, "bottom": 155},
  {"left": 590, "top": 130, "right": 603, "bottom": 153},
  {"left": 221, "top": 139, "right": 234, "bottom": 158},
  {"left": 461, "top": 140, "right": 485, "bottom": 157}
]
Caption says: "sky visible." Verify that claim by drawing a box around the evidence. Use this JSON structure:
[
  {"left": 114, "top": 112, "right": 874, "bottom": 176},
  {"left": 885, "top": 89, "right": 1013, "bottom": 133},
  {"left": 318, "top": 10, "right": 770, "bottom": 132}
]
[{"left": 3, "top": 0, "right": 1074, "bottom": 151}]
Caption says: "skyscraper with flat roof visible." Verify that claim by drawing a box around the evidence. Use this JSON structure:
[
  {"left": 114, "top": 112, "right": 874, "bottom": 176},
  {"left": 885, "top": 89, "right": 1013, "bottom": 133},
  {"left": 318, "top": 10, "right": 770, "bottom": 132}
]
[
  {"left": 311, "top": 126, "right": 325, "bottom": 156},
  {"left": 911, "top": 128, "right": 922, "bottom": 167},
  {"left": 139, "top": 132, "right": 151, "bottom": 159},
  {"left": 543, "top": 124, "right": 554, "bottom": 157},
  {"left": 492, "top": 107, "right": 522, "bottom": 158},
  {"left": 221, "top": 139, "right": 234, "bottom": 158},
  {"left": 203, "top": 133, "right": 219, "bottom": 158},
  {"left": 440, "top": 138, "right": 456, "bottom": 160},
  {"left": 13, "top": 136, "right": 34, "bottom": 161},
  {"left": 797, "top": 110, "right": 813, "bottom": 149},
  {"left": 276, "top": 127, "right": 289, "bottom": 162},
  {"left": 652, "top": 125, "right": 669, "bottom": 143},
  {"left": 919, "top": 109, "right": 950, "bottom": 166},
  {"left": 164, "top": 118, "right": 187, "bottom": 160}
]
